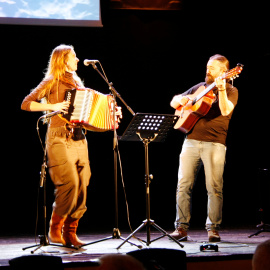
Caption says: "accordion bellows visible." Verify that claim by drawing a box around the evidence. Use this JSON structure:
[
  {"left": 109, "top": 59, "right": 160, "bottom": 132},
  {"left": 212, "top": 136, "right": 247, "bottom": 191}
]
[{"left": 60, "top": 88, "right": 118, "bottom": 132}]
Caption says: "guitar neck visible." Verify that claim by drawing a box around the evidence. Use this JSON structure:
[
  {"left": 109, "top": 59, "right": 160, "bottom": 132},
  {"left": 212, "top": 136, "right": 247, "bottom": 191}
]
[
  {"left": 190, "top": 64, "right": 243, "bottom": 105},
  {"left": 192, "top": 82, "right": 216, "bottom": 105}
]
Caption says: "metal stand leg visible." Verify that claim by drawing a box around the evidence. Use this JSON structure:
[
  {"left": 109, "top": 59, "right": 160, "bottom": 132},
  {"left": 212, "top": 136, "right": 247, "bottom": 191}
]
[{"left": 249, "top": 222, "right": 270, "bottom": 238}]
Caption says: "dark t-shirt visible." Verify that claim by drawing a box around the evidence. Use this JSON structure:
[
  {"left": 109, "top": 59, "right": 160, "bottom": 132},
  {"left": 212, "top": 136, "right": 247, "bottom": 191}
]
[{"left": 181, "top": 82, "right": 238, "bottom": 145}]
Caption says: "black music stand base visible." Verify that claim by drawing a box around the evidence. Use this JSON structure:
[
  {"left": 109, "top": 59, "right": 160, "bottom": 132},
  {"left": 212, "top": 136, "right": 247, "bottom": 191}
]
[
  {"left": 117, "top": 218, "right": 183, "bottom": 249},
  {"left": 117, "top": 113, "right": 182, "bottom": 249}
]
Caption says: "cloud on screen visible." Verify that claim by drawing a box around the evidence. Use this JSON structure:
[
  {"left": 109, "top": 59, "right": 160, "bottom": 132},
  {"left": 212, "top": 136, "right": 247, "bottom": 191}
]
[{"left": 1, "top": 0, "right": 98, "bottom": 20}]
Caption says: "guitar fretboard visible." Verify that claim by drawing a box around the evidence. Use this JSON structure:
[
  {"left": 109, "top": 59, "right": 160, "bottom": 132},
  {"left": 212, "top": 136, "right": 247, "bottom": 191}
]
[{"left": 192, "top": 82, "right": 216, "bottom": 105}]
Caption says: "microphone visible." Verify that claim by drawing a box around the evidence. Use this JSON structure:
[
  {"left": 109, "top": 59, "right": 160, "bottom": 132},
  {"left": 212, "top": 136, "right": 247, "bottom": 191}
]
[
  {"left": 84, "top": 59, "right": 99, "bottom": 66},
  {"left": 40, "top": 110, "right": 61, "bottom": 120}
]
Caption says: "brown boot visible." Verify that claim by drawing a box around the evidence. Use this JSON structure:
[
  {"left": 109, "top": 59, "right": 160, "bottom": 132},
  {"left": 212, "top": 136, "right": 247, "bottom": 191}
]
[
  {"left": 48, "top": 211, "right": 66, "bottom": 245},
  {"left": 208, "top": 230, "right": 221, "bottom": 242},
  {"left": 170, "top": 228, "right": 188, "bottom": 241},
  {"left": 62, "top": 216, "right": 85, "bottom": 247}
]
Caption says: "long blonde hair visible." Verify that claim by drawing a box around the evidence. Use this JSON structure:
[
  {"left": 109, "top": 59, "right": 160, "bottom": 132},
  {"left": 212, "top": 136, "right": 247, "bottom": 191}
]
[{"left": 39, "top": 44, "right": 84, "bottom": 101}]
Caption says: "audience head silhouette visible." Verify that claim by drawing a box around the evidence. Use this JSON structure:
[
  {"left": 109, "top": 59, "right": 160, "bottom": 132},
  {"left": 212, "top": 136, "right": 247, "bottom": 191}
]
[
  {"left": 252, "top": 239, "right": 270, "bottom": 270},
  {"left": 98, "top": 254, "right": 145, "bottom": 270}
]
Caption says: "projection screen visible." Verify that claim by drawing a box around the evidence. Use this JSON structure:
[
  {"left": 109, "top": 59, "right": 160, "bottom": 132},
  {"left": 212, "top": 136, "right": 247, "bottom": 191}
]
[{"left": 0, "top": 0, "right": 102, "bottom": 27}]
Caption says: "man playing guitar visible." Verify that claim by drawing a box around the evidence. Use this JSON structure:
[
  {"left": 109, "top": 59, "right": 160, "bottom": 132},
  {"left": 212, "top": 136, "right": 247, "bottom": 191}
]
[{"left": 170, "top": 54, "right": 239, "bottom": 242}]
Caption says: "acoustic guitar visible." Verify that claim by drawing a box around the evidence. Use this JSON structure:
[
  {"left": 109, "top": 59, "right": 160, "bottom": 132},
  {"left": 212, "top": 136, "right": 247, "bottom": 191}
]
[{"left": 174, "top": 63, "right": 243, "bottom": 133}]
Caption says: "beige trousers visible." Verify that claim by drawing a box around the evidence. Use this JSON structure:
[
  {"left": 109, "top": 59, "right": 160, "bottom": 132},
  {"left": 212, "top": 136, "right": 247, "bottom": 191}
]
[{"left": 46, "top": 126, "right": 91, "bottom": 220}]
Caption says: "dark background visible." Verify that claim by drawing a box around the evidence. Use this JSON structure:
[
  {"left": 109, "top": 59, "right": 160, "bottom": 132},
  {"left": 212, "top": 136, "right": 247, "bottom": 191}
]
[{"left": 1, "top": 0, "right": 270, "bottom": 236}]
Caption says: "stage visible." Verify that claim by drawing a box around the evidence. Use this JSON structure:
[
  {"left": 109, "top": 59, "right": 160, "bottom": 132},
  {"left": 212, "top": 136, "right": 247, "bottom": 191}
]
[{"left": 1, "top": 227, "right": 269, "bottom": 270}]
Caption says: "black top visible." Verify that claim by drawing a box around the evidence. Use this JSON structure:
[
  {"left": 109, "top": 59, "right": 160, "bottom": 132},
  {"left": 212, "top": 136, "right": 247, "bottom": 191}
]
[{"left": 182, "top": 82, "right": 238, "bottom": 145}]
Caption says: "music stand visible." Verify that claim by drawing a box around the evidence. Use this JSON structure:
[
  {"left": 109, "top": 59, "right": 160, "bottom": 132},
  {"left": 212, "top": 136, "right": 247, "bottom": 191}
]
[{"left": 116, "top": 113, "right": 184, "bottom": 249}]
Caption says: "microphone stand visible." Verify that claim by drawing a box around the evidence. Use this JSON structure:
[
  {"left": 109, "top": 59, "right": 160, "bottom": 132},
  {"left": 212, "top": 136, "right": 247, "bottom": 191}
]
[
  {"left": 81, "top": 62, "right": 138, "bottom": 248},
  {"left": 23, "top": 114, "right": 78, "bottom": 253},
  {"left": 92, "top": 62, "right": 135, "bottom": 116}
]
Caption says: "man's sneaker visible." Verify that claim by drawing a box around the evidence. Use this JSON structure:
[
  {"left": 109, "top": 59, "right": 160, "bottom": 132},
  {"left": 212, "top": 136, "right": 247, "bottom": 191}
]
[
  {"left": 170, "top": 228, "right": 188, "bottom": 241},
  {"left": 208, "top": 230, "right": 221, "bottom": 242}
]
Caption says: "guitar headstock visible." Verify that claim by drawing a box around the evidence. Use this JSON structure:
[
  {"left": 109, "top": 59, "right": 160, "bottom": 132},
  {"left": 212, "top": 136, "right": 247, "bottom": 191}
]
[{"left": 224, "top": 63, "right": 244, "bottom": 80}]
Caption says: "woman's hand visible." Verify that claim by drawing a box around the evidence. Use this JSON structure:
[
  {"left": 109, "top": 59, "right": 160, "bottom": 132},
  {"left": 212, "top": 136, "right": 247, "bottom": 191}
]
[
  {"left": 115, "top": 106, "right": 123, "bottom": 123},
  {"left": 52, "top": 101, "right": 70, "bottom": 113}
]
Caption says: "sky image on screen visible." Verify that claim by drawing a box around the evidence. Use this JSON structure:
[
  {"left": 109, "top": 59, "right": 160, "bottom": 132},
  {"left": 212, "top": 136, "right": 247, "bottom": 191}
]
[{"left": 0, "top": 0, "right": 102, "bottom": 26}]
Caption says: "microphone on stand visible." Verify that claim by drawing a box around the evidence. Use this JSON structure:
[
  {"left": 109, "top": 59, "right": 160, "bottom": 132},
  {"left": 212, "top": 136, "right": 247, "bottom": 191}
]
[{"left": 84, "top": 59, "right": 99, "bottom": 66}]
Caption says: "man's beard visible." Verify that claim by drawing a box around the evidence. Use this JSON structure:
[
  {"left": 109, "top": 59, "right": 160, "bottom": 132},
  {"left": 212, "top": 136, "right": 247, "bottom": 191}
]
[{"left": 205, "top": 74, "right": 214, "bottom": 85}]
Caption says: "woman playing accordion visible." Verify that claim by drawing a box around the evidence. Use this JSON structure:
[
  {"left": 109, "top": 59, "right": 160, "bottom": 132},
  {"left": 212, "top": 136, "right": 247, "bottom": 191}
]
[{"left": 21, "top": 44, "right": 122, "bottom": 247}]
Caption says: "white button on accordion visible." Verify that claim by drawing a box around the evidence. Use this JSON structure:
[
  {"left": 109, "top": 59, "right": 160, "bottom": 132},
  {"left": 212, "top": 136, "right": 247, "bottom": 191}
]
[{"left": 60, "top": 88, "right": 119, "bottom": 132}]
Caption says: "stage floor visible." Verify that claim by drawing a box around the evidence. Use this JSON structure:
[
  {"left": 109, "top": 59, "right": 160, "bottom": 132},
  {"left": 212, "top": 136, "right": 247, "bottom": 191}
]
[{"left": 0, "top": 227, "right": 269, "bottom": 268}]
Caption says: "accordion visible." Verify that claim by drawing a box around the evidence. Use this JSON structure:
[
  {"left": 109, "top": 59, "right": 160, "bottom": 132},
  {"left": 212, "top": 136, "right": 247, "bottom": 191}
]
[{"left": 60, "top": 88, "right": 119, "bottom": 132}]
